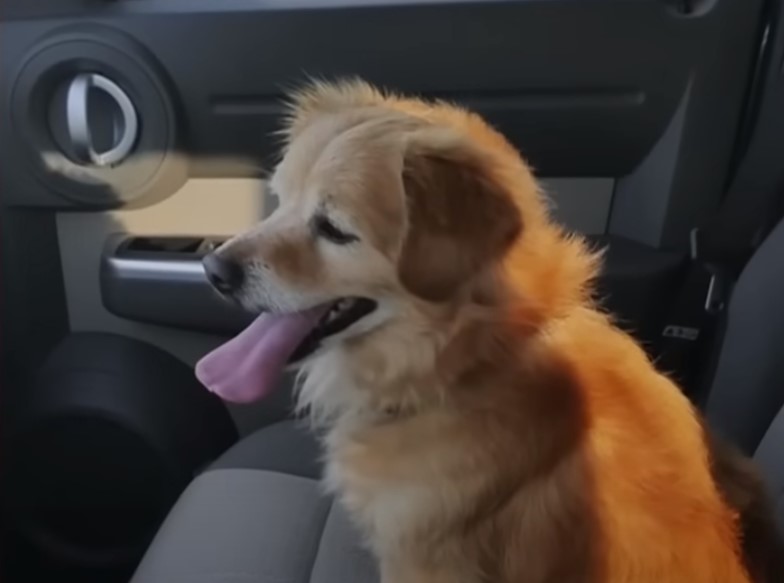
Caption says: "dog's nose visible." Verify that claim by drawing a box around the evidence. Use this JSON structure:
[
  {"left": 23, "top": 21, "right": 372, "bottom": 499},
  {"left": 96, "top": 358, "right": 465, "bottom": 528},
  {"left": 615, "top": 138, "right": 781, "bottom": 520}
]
[{"left": 203, "top": 252, "right": 244, "bottom": 294}]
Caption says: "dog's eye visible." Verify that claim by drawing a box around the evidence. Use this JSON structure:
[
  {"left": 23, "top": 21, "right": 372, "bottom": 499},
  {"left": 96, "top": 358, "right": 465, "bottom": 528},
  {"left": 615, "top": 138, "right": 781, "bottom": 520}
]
[{"left": 313, "top": 214, "right": 358, "bottom": 245}]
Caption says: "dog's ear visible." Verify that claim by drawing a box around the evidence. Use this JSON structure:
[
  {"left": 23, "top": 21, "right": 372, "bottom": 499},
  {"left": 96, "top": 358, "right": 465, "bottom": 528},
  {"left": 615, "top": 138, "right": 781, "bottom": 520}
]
[{"left": 398, "top": 128, "right": 523, "bottom": 302}]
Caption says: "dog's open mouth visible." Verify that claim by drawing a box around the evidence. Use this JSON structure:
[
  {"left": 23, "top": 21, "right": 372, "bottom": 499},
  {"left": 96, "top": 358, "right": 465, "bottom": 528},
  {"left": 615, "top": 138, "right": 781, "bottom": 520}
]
[
  {"left": 195, "top": 298, "right": 376, "bottom": 403},
  {"left": 290, "top": 297, "right": 377, "bottom": 363}
]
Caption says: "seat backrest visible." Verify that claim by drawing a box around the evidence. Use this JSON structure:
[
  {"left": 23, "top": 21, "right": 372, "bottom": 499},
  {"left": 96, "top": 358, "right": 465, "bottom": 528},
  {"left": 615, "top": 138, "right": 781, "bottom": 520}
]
[
  {"left": 753, "top": 406, "right": 784, "bottom": 537},
  {"left": 704, "top": 216, "right": 784, "bottom": 538},
  {"left": 705, "top": 216, "right": 784, "bottom": 455}
]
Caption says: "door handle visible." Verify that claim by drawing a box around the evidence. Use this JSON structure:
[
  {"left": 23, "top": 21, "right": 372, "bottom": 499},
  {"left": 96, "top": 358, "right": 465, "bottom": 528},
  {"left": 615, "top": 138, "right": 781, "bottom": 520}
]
[{"left": 66, "top": 73, "right": 139, "bottom": 168}]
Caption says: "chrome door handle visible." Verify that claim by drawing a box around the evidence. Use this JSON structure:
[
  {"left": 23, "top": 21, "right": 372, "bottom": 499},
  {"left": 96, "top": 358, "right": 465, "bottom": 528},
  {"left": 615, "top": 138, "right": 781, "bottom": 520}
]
[{"left": 66, "top": 73, "right": 139, "bottom": 167}]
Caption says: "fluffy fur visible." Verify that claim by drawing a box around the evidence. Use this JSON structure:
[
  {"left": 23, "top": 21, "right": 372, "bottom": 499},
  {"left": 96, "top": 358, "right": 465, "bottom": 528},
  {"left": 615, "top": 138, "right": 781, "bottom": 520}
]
[{"left": 217, "top": 79, "right": 781, "bottom": 582}]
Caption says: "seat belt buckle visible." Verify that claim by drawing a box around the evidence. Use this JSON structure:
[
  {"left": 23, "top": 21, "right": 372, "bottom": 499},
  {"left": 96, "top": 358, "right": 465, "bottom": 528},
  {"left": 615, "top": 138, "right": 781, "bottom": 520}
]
[
  {"left": 690, "top": 228, "right": 728, "bottom": 314},
  {"left": 704, "top": 272, "right": 727, "bottom": 314}
]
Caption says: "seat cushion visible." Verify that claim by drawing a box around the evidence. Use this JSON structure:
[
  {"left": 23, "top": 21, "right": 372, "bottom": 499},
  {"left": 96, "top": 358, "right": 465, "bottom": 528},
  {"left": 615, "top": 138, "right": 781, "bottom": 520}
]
[
  {"left": 132, "top": 420, "right": 378, "bottom": 583},
  {"left": 136, "top": 407, "right": 783, "bottom": 583},
  {"left": 209, "top": 419, "right": 322, "bottom": 479},
  {"left": 754, "top": 405, "right": 784, "bottom": 538},
  {"left": 131, "top": 468, "right": 378, "bottom": 583},
  {"left": 706, "top": 217, "right": 784, "bottom": 454}
]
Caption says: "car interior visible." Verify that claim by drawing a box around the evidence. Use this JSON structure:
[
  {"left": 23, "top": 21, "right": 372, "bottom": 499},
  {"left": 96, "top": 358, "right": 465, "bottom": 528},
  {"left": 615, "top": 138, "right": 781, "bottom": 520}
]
[{"left": 0, "top": 1, "right": 783, "bottom": 582}]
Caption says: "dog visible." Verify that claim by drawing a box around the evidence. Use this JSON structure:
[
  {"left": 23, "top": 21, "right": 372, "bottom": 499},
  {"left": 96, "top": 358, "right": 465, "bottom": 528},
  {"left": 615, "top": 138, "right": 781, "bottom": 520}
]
[
  {"left": 705, "top": 429, "right": 783, "bottom": 583},
  {"left": 197, "top": 80, "right": 782, "bottom": 582}
]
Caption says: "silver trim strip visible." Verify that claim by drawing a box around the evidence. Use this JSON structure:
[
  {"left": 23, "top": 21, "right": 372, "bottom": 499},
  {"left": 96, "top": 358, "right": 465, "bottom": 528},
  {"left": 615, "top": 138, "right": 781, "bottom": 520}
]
[{"left": 106, "top": 257, "right": 208, "bottom": 282}]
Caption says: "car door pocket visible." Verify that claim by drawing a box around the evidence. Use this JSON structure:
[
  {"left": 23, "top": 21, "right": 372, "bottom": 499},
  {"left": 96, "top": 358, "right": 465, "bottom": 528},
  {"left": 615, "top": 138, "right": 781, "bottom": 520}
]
[{"left": 101, "top": 235, "right": 252, "bottom": 334}]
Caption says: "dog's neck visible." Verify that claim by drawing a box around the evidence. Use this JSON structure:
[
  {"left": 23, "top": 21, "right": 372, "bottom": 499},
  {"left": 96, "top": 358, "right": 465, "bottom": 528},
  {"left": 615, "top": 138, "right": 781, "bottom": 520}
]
[
  {"left": 295, "top": 282, "right": 528, "bottom": 433},
  {"left": 295, "top": 319, "right": 449, "bottom": 429}
]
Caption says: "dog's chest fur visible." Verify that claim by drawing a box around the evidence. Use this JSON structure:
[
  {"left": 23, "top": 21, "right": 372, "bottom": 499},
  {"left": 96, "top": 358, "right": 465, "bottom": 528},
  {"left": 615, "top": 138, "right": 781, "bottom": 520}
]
[
  {"left": 323, "top": 440, "right": 439, "bottom": 554},
  {"left": 296, "top": 342, "right": 471, "bottom": 556}
]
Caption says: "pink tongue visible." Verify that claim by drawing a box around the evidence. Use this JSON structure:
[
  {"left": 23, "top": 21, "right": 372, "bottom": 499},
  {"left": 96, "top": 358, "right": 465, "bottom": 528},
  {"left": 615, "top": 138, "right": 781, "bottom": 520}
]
[{"left": 195, "top": 305, "right": 328, "bottom": 403}]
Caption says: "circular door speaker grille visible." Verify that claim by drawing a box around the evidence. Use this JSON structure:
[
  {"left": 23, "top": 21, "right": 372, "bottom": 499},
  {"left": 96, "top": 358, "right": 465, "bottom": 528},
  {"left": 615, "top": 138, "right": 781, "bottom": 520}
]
[{"left": 3, "top": 334, "right": 238, "bottom": 571}]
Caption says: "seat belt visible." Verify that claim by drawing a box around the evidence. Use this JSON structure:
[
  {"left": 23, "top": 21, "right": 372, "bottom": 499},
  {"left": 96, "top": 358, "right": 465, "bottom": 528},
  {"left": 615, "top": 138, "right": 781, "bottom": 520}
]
[
  {"left": 656, "top": 184, "right": 783, "bottom": 397},
  {"left": 656, "top": 173, "right": 784, "bottom": 397},
  {"left": 655, "top": 4, "right": 784, "bottom": 396}
]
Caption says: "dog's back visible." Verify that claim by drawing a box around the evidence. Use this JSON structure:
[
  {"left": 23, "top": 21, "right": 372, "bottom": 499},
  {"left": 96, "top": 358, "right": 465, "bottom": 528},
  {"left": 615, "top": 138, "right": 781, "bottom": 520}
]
[
  {"left": 706, "top": 429, "right": 784, "bottom": 583},
  {"left": 487, "top": 313, "right": 757, "bottom": 583}
]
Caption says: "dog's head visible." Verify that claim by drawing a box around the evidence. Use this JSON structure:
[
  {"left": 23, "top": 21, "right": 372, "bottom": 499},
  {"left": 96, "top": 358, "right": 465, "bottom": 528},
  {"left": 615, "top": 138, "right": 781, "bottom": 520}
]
[{"left": 196, "top": 81, "right": 556, "bottom": 404}]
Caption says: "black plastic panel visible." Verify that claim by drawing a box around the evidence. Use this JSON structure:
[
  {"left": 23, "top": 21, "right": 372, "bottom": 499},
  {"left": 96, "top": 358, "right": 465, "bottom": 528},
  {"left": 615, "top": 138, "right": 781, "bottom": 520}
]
[
  {"left": 100, "top": 0, "right": 691, "bottom": 177},
  {"left": 0, "top": 0, "right": 765, "bottom": 211}
]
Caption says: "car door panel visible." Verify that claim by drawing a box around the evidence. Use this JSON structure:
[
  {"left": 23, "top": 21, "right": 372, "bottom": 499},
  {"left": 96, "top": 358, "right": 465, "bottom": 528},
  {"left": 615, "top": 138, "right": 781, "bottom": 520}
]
[{"left": 0, "top": 0, "right": 766, "bottom": 428}]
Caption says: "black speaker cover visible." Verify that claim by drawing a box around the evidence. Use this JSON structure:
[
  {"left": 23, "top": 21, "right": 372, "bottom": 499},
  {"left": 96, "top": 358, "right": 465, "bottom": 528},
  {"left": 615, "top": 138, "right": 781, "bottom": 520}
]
[{"left": 2, "top": 333, "right": 238, "bottom": 571}]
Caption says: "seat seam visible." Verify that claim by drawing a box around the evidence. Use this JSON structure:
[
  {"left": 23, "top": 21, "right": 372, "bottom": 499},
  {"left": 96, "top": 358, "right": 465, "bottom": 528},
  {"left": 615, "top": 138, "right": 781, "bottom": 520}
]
[
  {"left": 305, "top": 499, "right": 336, "bottom": 583},
  {"left": 200, "top": 466, "right": 320, "bottom": 481}
]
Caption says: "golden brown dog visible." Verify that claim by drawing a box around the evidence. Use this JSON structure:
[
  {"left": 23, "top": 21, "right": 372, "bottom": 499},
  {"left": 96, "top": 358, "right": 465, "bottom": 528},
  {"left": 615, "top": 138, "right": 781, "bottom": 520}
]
[{"left": 198, "top": 80, "right": 781, "bottom": 582}]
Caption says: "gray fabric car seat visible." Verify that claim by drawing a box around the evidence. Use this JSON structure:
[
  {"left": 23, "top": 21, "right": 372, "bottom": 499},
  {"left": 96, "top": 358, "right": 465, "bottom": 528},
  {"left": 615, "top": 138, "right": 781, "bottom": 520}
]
[
  {"left": 755, "top": 407, "right": 784, "bottom": 539},
  {"left": 132, "top": 218, "right": 784, "bottom": 583},
  {"left": 209, "top": 419, "right": 322, "bottom": 479},
  {"left": 131, "top": 419, "right": 379, "bottom": 583},
  {"left": 705, "top": 216, "right": 784, "bottom": 455},
  {"left": 705, "top": 216, "right": 784, "bottom": 541}
]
